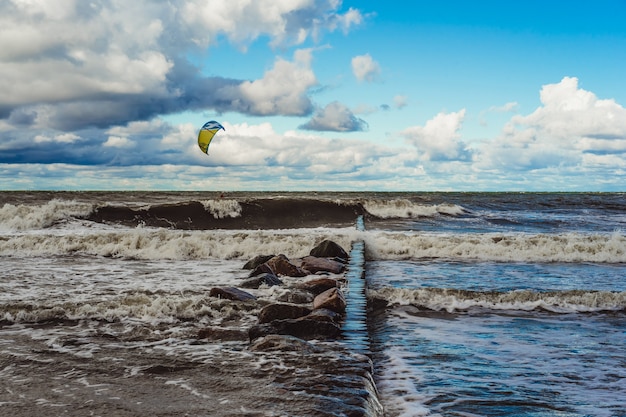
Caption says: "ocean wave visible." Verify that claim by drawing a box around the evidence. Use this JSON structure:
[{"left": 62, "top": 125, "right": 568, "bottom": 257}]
[
  {"left": 1, "top": 229, "right": 624, "bottom": 263},
  {"left": 200, "top": 199, "right": 242, "bottom": 219},
  {"left": 1, "top": 196, "right": 472, "bottom": 233},
  {"left": 0, "top": 228, "right": 358, "bottom": 260},
  {"left": 361, "top": 199, "right": 466, "bottom": 219},
  {"left": 0, "top": 291, "right": 262, "bottom": 324},
  {"left": 0, "top": 199, "right": 95, "bottom": 231},
  {"left": 363, "top": 231, "right": 626, "bottom": 263},
  {"left": 369, "top": 287, "right": 626, "bottom": 313}
]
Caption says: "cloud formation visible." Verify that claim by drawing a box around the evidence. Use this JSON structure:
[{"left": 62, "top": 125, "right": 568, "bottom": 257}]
[
  {"left": 480, "top": 77, "right": 626, "bottom": 171},
  {"left": 299, "top": 101, "right": 368, "bottom": 132},
  {"left": 351, "top": 53, "right": 381, "bottom": 82},
  {"left": 400, "top": 109, "right": 471, "bottom": 161},
  {"left": 0, "top": 0, "right": 362, "bottom": 131}
]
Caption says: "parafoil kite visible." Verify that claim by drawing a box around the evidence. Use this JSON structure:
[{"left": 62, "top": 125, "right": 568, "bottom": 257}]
[{"left": 197, "top": 120, "right": 225, "bottom": 154}]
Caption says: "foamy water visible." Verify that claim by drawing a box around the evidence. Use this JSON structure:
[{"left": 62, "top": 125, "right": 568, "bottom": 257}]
[{"left": 1, "top": 191, "right": 625, "bottom": 416}]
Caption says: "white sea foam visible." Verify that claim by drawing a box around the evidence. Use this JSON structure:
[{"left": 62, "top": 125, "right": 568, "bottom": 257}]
[
  {"left": 200, "top": 199, "right": 242, "bottom": 219},
  {"left": 0, "top": 227, "right": 358, "bottom": 260},
  {"left": 0, "top": 199, "right": 94, "bottom": 231},
  {"left": 369, "top": 287, "right": 626, "bottom": 313},
  {"left": 363, "top": 230, "right": 626, "bottom": 263},
  {"left": 361, "top": 199, "right": 465, "bottom": 219},
  {"left": 2, "top": 228, "right": 624, "bottom": 263}
]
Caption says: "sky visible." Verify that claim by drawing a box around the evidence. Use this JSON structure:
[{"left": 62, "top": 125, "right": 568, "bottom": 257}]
[{"left": 1, "top": 0, "right": 626, "bottom": 191}]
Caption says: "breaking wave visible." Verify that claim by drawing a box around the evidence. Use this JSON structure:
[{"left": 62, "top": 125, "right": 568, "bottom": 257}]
[{"left": 369, "top": 287, "right": 626, "bottom": 313}]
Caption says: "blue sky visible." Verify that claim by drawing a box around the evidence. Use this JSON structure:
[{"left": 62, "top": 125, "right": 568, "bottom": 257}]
[{"left": 1, "top": 0, "right": 625, "bottom": 191}]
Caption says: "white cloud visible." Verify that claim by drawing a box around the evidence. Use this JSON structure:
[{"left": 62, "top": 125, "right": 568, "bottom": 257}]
[
  {"left": 351, "top": 53, "right": 381, "bottom": 82},
  {"left": 0, "top": 1, "right": 363, "bottom": 130},
  {"left": 34, "top": 133, "right": 81, "bottom": 143},
  {"left": 181, "top": 0, "right": 364, "bottom": 48},
  {"left": 104, "top": 136, "right": 133, "bottom": 148},
  {"left": 236, "top": 49, "right": 317, "bottom": 116},
  {"left": 400, "top": 110, "right": 470, "bottom": 161},
  {"left": 300, "top": 101, "right": 368, "bottom": 132},
  {"left": 478, "top": 77, "right": 626, "bottom": 171},
  {"left": 394, "top": 95, "right": 408, "bottom": 109}
]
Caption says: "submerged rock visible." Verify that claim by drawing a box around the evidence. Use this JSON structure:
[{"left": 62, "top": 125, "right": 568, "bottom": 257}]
[
  {"left": 248, "top": 334, "right": 323, "bottom": 353},
  {"left": 276, "top": 289, "right": 314, "bottom": 304},
  {"left": 197, "top": 327, "right": 248, "bottom": 341},
  {"left": 249, "top": 317, "right": 341, "bottom": 341},
  {"left": 209, "top": 287, "right": 257, "bottom": 301},
  {"left": 239, "top": 273, "right": 283, "bottom": 289}
]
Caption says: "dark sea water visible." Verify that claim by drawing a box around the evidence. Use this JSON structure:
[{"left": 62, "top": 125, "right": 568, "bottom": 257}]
[{"left": 1, "top": 192, "right": 625, "bottom": 416}]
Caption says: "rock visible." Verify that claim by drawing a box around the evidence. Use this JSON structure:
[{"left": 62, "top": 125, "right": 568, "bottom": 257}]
[
  {"left": 248, "top": 335, "right": 323, "bottom": 353},
  {"left": 301, "top": 256, "right": 346, "bottom": 274},
  {"left": 248, "top": 262, "right": 274, "bottom": 277},
  {"left": 197, "top": 327, "right": 248, "bottom": 341},
  {"left": 306, "top": 308, "right": 342, "bottom": 324},
  {"left": 276, "top": 289, "right": 314, "bottom": 304},
  {"left": 266, "top": 254, "right": 308, "bottom": 277},
  {"left": 313, "top": 287, "right": 346, "bottom": 314},
  {"left": 209, "top": 287, "right": 257, "bottom": 301},
  {"left": 242, "top": 254, "right": 275, "bottom": 270},
  {"left": 296, "top": 277, "right": 339, "bottom": 295},
  {"left": 258, "top": 303, "right": 312, "bottom": 324},
  {"left": 239, "top": 273, "right": 283, "bottom": 289},
  {"left": 249, "top": 317, "right": 341, "bottom": 341},
  {"left": 310, "top": 240, "right": 349, "bottom": 261}
]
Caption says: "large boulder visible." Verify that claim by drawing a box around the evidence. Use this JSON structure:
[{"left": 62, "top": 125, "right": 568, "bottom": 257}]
[
  {"left": 209, "top": 287, "right": 257, "bottom": 301},
  {"left": 296, "top": 277, "right": 340, "bottom": 295},
  {"left": 275, "top": 289, "right": 314, "bottom": 304},
  {"left": 300, "top": 256, "right": 346, "bottom": 274},
  {"left": 313, "top": 287, "right": 346, "bottom": 314},
  {"left": 266, "top": 254, "right": 309, "bottom": 277},
  {"left": 242, "top": 254, "right": 275, "bottom": 270},
  {"left": 309, "top": 240, "right": 349, "bottom": 262},
  {"left": 258, "top": 303, "right": 312, "bottom": 324},
  {"left": 248, "top": 317, "right": 341, "bottom": 341}
]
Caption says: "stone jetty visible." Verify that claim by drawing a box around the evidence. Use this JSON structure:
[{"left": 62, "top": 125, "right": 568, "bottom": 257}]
[{"left": 199, "top": 238, "right": 383, "bottom": 417}]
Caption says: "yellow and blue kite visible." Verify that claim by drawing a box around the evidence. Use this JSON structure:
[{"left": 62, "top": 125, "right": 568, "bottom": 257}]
[{"left": 197, "top": 120, "right": 225, "bottom": 154}]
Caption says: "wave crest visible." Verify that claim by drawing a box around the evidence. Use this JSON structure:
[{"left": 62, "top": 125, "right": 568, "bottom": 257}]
[
  {"left": 0, "top": 199, "right": 95, "bottom": 231},
  {"left": 362, "top": 199, "right": 466, "bottom": 219},
  {"left": 369, "top": 287, "right": 626, "bottom": 313}
]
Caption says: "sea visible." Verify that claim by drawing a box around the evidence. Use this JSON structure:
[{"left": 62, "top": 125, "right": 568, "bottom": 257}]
[{"left": 0, "top": 191, "right": 625, "bottom": 417}]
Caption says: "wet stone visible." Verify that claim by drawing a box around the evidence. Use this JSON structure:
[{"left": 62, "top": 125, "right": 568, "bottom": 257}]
[
  {"left": 239, "top": 272, "right": 283, "bottom": 289},
  {"left": 258, "top": 303, "right": 312, "bottom": 324},
  {"left": 310, "top": 240, "right": 349, "bottom": 262},
  {"left": 296, "top": 277, "right": 340, "bottom": 295},
  {"left": 209, "top": 286, "right": 257, "bottom": 301},
  {"left": 301, "top": 256, "right": 346, "bottom": 274},
  {"left": 313, "top": 287, "right": 347, "bottom": 314}
]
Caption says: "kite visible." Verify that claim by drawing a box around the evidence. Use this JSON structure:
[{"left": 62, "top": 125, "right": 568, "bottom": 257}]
[{"left": 197, "top": 120, "right": 225, "bottom": 154}]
